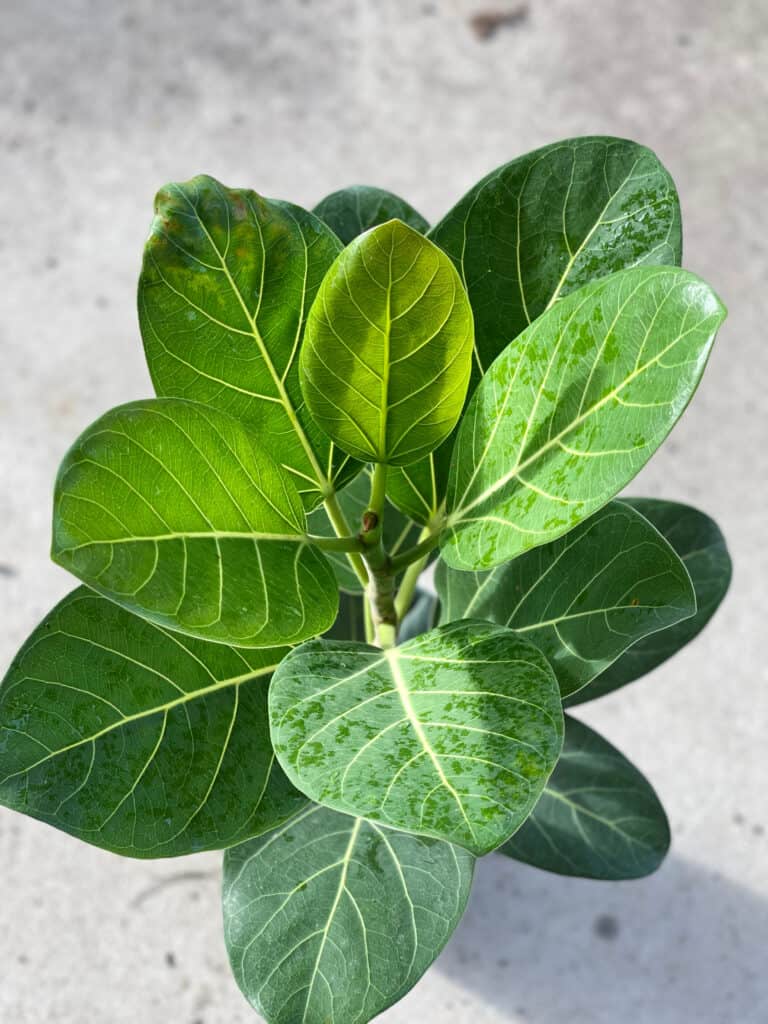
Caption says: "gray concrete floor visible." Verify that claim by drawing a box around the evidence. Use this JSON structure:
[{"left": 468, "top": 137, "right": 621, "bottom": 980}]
[{"left": 1, "top": 1, "right": 766, "bottom": 1021}]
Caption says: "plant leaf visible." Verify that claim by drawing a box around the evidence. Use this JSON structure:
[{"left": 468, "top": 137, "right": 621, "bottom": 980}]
[
  {"left": 307, "top": 467, "right": 422, "bottom": 593},
  {"left": 568, "top": 499, "right": 732, "bottom": 705},
  {"left": 138, "top": 174, "right": 356, "bottom": 509},
  {"left": 430, "top": 136, "right": 682, "bottom": 378},
  {"left": 435, "top": 500, "right": 696, "bottom": 697},
  {"left": 300, "top": 220, "right": 474, "bottom": 465},
  {"left": 501, "top": 714, "right": 670, "bottom": 879},
  {"left": 326, "top": 592, "right": 367, "bottom": 642},
  {"left": 442, "top": 266, "right": 726, "bottom": 571},
  {"left": 0, "top": 588, "right": 304, "bottom": 857},
  {"left": 51, "top": 398, "right": 338, "bottom": 647},
  {"left": 269, "top": 621, "right": 563, "bottom": 856},
  {"left": 387, "top": 434, "right": 454, "bottom": 526},
  {"left": 313, "top": 185, "right": 429, "bottom": 244},
  {"left": 223, "top": 804, "right": 473, "bottom": 1024}
]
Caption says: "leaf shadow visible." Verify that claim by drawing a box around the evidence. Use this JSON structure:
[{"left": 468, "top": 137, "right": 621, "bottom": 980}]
[{"left": 430, "top": 851, "right": 767, "bottom": 1022}]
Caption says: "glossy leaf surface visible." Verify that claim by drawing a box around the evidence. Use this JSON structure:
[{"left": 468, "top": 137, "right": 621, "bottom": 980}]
[
  {"left": 442, "top": 267, "right": 726, "bottom": 571},
  {"left": 269, "top": 621, "right": 563, "bottom": 855},
  {"left": 224, "top": 805, "right": 473, "bottom": 1024},
  {"left": 568, "top": 498, "right": 731, "bottom": 704},
  {"left": 0, "top": 589, "right": 303, "bottom": 857},
  {"left": 313, "top": 185, "right": 429, "bottom": 244},
  {"left": 307, "top": 467, "right": 421, "bottom": 593},
  {"left": 139, "top": 175, "right": 354, "bottom": 509},
  {"left": 430, "top": 136, "right": 681, "bottom": 377},
  {"left": 300, "top": 219, "right": 474, "bottom": 465},
  {"left": 52, "top": 398, "right": 338, "bottom": 647},
  {"left": 436, "top": 501, "right": 696, "bottom": 697},
  {"left": 501, "top": 715, "right": 669, "bottom": 879}
]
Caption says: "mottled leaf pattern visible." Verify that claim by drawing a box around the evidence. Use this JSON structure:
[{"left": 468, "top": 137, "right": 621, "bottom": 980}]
[
  {"left": 52, "top": 398, "right": 338, "bottom": 647},
  {"left": 313, "top": 185, "right": 429, "bottom": 244},
  {"left": 269, "top": 622, "right": 563, "bottom": 855},
  {"left": 300, "top": 220, "right": 474, "bottom": 465},
  {"left": 501, "top": 715, "right": 670, "bottom": 879},
  {"left": 569, "top": 498, "right": 732, "bottom": 704},
  {"left": 224, "top": 805, "right": 473, "bottom": 1024},
  {"left": 0, "top": 589, "right": 303, "bottom": 857},
  {"left": 442, "top": 267, "right": 726, "bottom": 571},
  {"left": 436, "top": 501, "right": 696, "bottom": 697},
  {"left": 430, "top": 136, "right": 682, "bottom": 377},
  {"left": 139, "top": 175, "right": 355, "bottom": 508}
]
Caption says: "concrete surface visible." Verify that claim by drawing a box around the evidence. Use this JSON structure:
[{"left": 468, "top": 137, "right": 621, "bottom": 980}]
[{"left": 1, "top": 1, "right": 766, "bottom": 1021}]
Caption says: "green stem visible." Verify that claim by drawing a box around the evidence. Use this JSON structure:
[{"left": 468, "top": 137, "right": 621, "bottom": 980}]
[
  {"left": 389, "top": 528, "right": 441, "bottom": 574},
  {"left": 393, "top": 528, "right": 432, "bottom": 621},
  {"left": 361, "top": 463, "right": 396, "bottom": 648},
  {"left": 306, "top": 534, "right": 366, "bottom": 553},
  {"left": 324, "top": 492, "right": 369, "bottom": 589}
]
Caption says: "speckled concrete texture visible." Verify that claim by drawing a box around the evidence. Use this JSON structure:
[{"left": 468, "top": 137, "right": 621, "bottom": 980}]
[{"left": 1, "top": 1, "right": 766, "bottom": 1021}]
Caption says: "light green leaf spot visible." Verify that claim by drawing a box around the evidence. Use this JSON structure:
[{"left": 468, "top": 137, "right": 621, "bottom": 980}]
[
  {"left": 52, "top": 398, "right": 338, "bottom": 647},
  {"left": 300, "top": 219, "right": 474, "bottom": 465},
  {"left": 313, "top": 184, "right": 429, "bottom": 244},
  {"left": 269, "top": 621, "right": 563, "bottom": 856},
  {"left": 436, "top": 500, "right": 696, "bottom": 697},
  {"left": 139, "top": 174, "right": 356, "bottom": 509},
  {"left": 568, "top": 498, "right": 732, "bottom": 704},
  {"left": 223, "top": 805, "right": 473, "bottom": 1024},
  {"left": 0, "top": 589, "right": 304, "bottom": 857},
  {"left": 430, "top": 135, "right": 682, "bottom": 378},
  {"left": 501, "top": 714, "right": 670, "bottom": 879},
  {"left": 442, "top": 266, "right": 726, "bottom": 571}
]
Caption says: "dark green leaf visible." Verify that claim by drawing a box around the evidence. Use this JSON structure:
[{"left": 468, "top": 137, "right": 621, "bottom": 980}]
[
  {"left": 568, "top": 499, "right": 732, "bottom": 704},
  {"left": 435, "top": 500, "right": 696, "bottom": 697},
  {"left": 387, "top": 434, "right": 454, "bottom": 526},
  {"left": 430, "top": 136, "right": 681, "bottom": 378},
  {"left": 442, "top": 267, "right": 726, "bottom": 571},
  {"left": 501, "top": 715, "right": 670, "bottom": 879},
  {"left": 139, "top": 175, "right": 356, "bottom": 509},
  {"left": 313, "top": 185, "right": 429, "bottom": 244},
  {"left": 0, "top": 589, "right": 303, "bottom": 857},
  {"left": 52, "top": 398, "right": 338, "bottom": 647},
  {"left": 300, "top": 220, "right": 474, "bottom": 465},
  {"left": 223, "top": 805, "right": 473, "bottom": 1024},
  {"left": 326, "top": 592, "right": 367, "bottom": 642},
  {"left": 269, "top": 621, "right": 563, "bottom": 855},
  {"left": 307, "top": 467, "right": 422, "bottom": 593}
]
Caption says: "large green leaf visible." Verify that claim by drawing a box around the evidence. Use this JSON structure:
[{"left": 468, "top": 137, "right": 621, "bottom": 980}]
[
  {"left": 138, "top": 174, "right": 355, "bottom": 509},
  {"left": 52, "top": 398, "right": 338, "bottom": 647},
  {"left": 300, "top": 219, "right": 474, "bottom": 465},
  {"left": 442, "top": 267, "right": 726, "bottom": 571},
  {"left": 435, "top": 500, "right": 695, "bottom": 697},
  {"left": 307, "top": 467, "right": 421, "bottom": 593},
  {"left": 0, "top": 589, "right": 303, "bottom": 857},
  {"left": 501, "top": 715, "right": 670, "bottom": 879},
  {"left": 313, "top": 185, "right": 429, "bottom": 244},
  {"left": 269, "top": 621, "right": 563, "bottom": 856},
  {"left": 223, "top": 804, "right": 473, "bottom": 1024},
  {"left": 568, "top": 499, "right": 731, "bottom": 705},
  {"left": 430, "top": 136, "right": 682, "bottom": 377}
]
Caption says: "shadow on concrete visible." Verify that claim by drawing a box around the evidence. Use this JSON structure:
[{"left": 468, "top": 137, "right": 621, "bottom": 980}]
[{"left": 435, "top": 850, "right": 767, "bottom": 1023}]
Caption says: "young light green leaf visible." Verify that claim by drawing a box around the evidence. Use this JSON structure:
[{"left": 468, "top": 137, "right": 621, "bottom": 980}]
[
  {"left": 442, "top": 267, "right": 726, "bottom": 571},
  {"left": 313, "top": 184, "right": 429, "bottom": 244},
  {"left": 52, "top": 398, "right": 338, "bottom": 647},
  {"left": 568, "top": 499, "right": 732, "bottom": 705},
  {"left": 501, "top": 714, "right": 670, "bottom": 879},
  {"left": 0, "top": 589, "right": 304, "bottom": 857},
  {"left": 139, "top": 175, "right": 356, "bottom": 509},
  {"left": 430, "top": 136, "right": 681, "bottom": 377},
  {"left": 300, "top": 220, "right": 474, "bottom": 465},
  {"left": 269, "top": 621, "right": 563, "bottom": 856},
  {"left": 307, "top": 466, "right": 422, "bottom": 593},
  {"left": 223, "top": 805, "right": 473, "bottom": 1024},
  {"left": 435, "top": 501, "right": 696, "bottom": 697}
]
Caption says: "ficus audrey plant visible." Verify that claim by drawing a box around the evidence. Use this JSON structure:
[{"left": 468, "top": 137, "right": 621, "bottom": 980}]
[{"left": 0, "top": 136, "right": 732, "bottom": 1023}]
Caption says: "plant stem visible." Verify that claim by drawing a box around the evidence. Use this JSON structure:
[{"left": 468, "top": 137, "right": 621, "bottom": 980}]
[
  {"left": 360, "top": 464, "right": 396, "bottom": 648},
  {"left": 307, "top": 533, "right": 366, "bottom": 553},
  {"left": 389, "top": 528, "right": 441, "bottom": 574},
  {"left": 393, "top": 527, "right": 432, "bottom": 621},
  {"left": 324, "top": 492, "right": 369, "bottom": 588}
]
